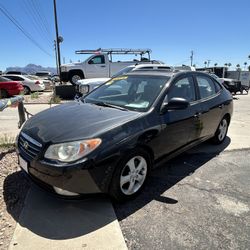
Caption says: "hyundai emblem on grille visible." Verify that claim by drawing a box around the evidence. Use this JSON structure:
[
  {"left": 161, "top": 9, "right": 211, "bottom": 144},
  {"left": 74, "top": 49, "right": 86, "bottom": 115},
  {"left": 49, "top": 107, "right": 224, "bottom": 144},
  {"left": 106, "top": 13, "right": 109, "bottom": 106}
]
[{"left": 23, "top": 141, "right": 29, "bottom": 150}]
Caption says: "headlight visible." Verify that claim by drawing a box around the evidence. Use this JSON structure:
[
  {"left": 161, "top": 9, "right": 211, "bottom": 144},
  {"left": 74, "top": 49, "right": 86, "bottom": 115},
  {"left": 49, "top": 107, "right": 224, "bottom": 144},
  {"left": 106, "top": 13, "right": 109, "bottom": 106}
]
[
  {"left": 61, "top": 66, "right": 67, "bottom": 72},
  {"left": 80, "top": 85, "right": 89, "bottom": 94},
  {"left": 44, "top": 139, "right": 101, "bottom": 163}
]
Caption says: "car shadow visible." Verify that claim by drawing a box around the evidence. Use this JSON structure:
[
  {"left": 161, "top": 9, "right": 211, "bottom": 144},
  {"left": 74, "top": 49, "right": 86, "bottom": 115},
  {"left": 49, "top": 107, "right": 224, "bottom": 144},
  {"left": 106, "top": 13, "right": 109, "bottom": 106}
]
[
  {"left": 3, "top": 137, "right": 230, "bottom": 240},
  {"left": 3, "top": 174, "right": 115, "bottom": 240},
  {"left": 114, "top": 136, "right": 231, "bottom": 221}
]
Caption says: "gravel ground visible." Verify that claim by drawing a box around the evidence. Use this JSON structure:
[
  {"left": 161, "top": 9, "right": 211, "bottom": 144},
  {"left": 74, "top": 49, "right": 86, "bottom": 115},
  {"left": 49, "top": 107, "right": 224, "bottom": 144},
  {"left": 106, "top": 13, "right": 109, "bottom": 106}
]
[
  {"left": 0, "top": 146, "right": 30, "bottom": 250},
  {"left": 23, "top": 92, "right": 53, "bottom": 104}
]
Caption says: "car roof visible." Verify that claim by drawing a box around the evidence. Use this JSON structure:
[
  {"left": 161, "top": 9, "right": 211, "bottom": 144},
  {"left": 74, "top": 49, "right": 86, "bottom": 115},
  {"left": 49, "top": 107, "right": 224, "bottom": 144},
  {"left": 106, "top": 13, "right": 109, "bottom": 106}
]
[
  {"left": 126, "top": 70, "right": 212, "bottom": 78},
  {"left": 126, "top": 70, "right": 175, "bottom": 77}
]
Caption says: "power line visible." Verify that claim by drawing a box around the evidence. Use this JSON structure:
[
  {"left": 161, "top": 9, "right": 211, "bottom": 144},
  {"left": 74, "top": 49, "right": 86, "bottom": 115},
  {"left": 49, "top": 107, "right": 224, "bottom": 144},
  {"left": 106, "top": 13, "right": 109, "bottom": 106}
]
[
  {"left": 29, "top": 0, "right": 53, "bottom": 40},
  {"left": 0, "top": 3, "right": 53, "bottom": 57},
  {"left": 21, "top": 0, "right": 52, "bottom": 46},
  {"left": 34, "top": 0, "right": 53, "bottom": 39}
]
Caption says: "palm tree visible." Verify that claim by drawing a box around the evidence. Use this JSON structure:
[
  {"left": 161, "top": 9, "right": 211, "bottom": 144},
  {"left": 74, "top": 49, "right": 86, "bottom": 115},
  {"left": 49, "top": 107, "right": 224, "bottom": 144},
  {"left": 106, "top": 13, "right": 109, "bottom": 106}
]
[
  {"left": 214, "top": 63, "right": 218, "bottom": 67},
  {"left": 224, "top": 63, "right": 228, "bottom": 68},
  {"left": 228, "top": 63, "right": 232, "bottom": 68},
  {"left": 236, "top": 64, "right": 241, "bottom": 71},
  {"left": 248, "top": 55, "right": 250, "bottom": 60},
  {"left": 244, "top": 62, "right": 247, "bottom": 70},
  {"left": 204, "top": 61, "right": 207, "bottom": 68}
]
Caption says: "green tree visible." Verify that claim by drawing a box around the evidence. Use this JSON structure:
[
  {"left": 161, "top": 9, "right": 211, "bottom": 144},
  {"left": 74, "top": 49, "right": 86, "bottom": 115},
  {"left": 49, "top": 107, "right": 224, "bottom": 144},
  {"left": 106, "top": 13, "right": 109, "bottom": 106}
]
[
  {"left": 228, "top": 63, "right": 232, "bottom": 68},
  {"left": 204, "top": 61, "right": 207, "bottom": 68},
  {"left": 214, "top": 63, "right": 218, "bottom": 67}
]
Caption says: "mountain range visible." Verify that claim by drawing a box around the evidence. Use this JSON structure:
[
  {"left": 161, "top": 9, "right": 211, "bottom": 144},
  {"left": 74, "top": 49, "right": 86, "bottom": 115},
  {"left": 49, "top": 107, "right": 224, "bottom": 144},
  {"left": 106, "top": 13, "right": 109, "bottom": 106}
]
[{"left": 5, "top": 64, "right": 57, "bottom": 74}]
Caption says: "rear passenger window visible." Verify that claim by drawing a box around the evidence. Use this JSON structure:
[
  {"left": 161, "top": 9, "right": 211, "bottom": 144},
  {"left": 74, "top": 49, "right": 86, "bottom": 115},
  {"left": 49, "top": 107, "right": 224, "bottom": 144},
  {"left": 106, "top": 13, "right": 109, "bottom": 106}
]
[
  {"left": 168, "top": 77, "right": 196, "bottom": 102},
  {"left": 213, "top": 79, "right": 222, "bottom": 92},
  {"left": 196, "top": 76, "right": 216, "bottom": 99}
]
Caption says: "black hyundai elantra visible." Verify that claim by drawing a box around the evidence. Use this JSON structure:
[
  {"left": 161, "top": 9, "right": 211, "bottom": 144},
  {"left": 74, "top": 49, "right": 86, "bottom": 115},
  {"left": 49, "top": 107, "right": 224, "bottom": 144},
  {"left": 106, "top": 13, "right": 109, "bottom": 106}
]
[{"left": 17, "top": 70, "right": 233, "bottom": 201}]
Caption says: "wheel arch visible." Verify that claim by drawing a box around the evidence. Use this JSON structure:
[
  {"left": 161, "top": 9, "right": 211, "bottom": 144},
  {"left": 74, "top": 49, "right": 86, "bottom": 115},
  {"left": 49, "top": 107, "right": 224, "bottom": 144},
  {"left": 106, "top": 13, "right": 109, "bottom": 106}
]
[
  {"left": 69, "top": 69, "right": 85, "bottom": 78},
  {"left": 223, "top": 113, "right": 231, "bottom": 125}
]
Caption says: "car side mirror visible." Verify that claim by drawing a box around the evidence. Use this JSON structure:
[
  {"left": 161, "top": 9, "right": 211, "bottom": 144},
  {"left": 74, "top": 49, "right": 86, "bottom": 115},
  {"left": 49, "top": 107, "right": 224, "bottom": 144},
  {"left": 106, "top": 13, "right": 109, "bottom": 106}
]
[
  {"left": 88, "top": 60, "right": 93, "bottom": 64},
  {"left": 161, "top": 97, "right": 189, "bottom": 113}
]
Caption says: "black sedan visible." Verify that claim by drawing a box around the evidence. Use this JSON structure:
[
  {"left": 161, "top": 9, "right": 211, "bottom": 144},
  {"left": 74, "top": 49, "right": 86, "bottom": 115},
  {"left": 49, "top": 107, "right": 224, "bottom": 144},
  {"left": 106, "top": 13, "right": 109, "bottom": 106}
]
[{"left": 17, "top": 71, "right": 233, "bottom": 201}]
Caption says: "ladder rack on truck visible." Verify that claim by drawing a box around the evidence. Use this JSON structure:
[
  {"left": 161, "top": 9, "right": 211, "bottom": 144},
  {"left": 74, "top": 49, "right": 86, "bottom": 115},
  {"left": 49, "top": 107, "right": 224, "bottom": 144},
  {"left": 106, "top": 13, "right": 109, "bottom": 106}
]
[{"left": 75, "top": 48, "right": 152, "bottom": 61}]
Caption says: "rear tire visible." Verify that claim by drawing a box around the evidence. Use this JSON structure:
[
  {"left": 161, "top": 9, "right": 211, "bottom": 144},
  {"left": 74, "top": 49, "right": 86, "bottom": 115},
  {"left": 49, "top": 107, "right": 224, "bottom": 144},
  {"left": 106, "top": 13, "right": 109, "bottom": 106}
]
[
  {"left": 0, "top": 89, "right": 8, "bottom": 99},
  {"left": 212, "top": 117, "right": 229, "bottom": 144},
  {"left": 109, "top": 148, "right": 151, "bottom": 202},
  {"left": 23, "top": 86, "right": 31, "bottom": 95}
]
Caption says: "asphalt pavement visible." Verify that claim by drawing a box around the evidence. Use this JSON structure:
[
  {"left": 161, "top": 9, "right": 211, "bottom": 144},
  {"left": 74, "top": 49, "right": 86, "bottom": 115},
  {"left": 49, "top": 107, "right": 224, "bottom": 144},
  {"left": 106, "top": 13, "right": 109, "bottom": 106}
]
[
  {"left": 115, "top": 148, "right": 250, "bottom": 249},
  {"left": 114, "top": 93, "right": 250, "bottom": 249}
]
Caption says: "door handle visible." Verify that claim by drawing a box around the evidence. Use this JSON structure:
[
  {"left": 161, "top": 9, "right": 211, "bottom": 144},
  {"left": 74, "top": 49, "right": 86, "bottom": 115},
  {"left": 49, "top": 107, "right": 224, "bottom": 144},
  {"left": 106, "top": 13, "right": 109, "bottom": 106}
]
[
  {"left": 100, "top": 65, "right": 106, "bottom": 68},
  {"left": 219, "top": 104, "right": 224, "bottom": 109}
]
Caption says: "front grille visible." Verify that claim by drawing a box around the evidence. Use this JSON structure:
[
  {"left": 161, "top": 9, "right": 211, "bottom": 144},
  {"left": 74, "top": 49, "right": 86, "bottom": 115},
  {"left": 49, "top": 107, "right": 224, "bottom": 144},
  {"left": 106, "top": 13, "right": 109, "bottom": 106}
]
[{"left": 18, "top": 132, "right": 42, "bottom": 161}]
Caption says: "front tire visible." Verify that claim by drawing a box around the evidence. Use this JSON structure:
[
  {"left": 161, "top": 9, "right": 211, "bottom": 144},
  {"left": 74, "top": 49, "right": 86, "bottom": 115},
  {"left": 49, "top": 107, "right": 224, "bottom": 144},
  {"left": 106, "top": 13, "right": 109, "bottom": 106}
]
[
  {"left": 212, "top": 117, "right": 229, "bottom": 144},
  {"left": 69, "top": 73, "right": 84, "bottom": 85},
  {"left": 109, "top": 148, "right": 151, "bottom": 202}
]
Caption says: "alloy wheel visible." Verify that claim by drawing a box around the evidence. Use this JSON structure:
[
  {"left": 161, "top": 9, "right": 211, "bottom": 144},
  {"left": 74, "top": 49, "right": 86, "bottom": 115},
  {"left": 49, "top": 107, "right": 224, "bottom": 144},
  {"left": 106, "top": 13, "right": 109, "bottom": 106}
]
[
  {"left": 120, "top": 156, "right": 147, "bottom": 195},
  {"left": 218, "top": 119, "right": 228, "bottom": 141}
]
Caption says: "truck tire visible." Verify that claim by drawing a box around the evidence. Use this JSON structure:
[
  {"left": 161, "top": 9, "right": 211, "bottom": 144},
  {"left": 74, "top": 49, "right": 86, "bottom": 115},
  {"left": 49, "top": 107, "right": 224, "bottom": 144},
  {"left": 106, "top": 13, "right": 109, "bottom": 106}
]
[{"left": 69, "top": 72, "right": 84, "bottom": 85}]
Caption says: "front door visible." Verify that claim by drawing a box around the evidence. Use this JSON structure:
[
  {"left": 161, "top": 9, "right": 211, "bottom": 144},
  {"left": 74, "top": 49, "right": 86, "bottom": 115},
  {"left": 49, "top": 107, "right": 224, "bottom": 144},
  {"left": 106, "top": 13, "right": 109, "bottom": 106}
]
[
  {"left": 85, "top": 55, "right": 109, "bottom": 78},
  {"left": 152, "top": 75, "right": 202, "bottom": 159}
]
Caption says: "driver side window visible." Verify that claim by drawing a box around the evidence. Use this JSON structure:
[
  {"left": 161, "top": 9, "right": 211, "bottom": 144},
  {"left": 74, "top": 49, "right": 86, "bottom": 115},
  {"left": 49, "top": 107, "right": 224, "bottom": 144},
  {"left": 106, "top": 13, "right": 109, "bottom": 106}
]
[
  {"left": 88, "top": 55, "right": 105, "bottom": 64},
  {"left": 167, "top": 76, "right": 196, "bottom": 102}
]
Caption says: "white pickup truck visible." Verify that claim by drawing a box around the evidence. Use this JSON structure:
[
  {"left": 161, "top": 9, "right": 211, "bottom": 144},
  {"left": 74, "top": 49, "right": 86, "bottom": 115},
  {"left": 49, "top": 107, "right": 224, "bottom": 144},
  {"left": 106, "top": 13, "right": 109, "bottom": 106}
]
[{"left": 60, "top": 48, "right": 162, "bottom": 84}]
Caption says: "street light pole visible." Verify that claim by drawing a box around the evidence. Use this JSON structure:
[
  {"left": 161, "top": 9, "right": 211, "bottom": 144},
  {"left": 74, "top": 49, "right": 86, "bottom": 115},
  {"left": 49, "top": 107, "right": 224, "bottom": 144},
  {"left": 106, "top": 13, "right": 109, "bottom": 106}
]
[
  {"left": 53, "top": 0, "right": 61, "bottom": 81},
  {"left": 190, "top": 50, "right": 194, "bottom": 66}
]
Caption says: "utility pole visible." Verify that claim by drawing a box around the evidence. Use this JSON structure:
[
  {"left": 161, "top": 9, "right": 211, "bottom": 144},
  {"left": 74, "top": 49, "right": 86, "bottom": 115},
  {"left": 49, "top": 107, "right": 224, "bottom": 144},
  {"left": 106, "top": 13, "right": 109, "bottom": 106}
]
[
  {"left": 190, "top": 50, "right": 194, "bottom": 66},
  {"left": 54, "top": 40, "right": 58, "bottom": 74},
  {"left": 53, "top": 0, "right": 62, "bottom": 82}
]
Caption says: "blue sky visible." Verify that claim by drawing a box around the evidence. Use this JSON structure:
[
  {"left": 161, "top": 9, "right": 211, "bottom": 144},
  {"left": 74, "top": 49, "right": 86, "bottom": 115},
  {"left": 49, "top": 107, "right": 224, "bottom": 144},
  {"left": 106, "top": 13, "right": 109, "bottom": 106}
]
[{"left": 0, "top": 0, "right": 250, "bottom": 71}]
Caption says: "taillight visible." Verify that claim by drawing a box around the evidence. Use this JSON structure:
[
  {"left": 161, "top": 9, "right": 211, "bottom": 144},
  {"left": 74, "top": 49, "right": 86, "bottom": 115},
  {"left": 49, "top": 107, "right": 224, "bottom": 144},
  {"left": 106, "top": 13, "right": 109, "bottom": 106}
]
[{"left": 35, "top": 81, "right": 40, "bottom": 84}]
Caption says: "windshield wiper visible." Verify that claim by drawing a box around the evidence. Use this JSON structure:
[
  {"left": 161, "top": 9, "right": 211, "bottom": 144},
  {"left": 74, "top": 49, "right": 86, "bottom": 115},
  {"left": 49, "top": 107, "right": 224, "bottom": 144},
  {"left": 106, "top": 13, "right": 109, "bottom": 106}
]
[{"left": 94, "top": 102, "right": 128, "bottom": 111}]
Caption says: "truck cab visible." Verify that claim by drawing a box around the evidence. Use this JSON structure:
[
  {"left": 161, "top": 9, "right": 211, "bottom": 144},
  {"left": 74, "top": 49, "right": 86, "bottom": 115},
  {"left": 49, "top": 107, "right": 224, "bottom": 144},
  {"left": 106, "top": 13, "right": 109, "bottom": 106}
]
[{"left": 60, "top": 48, "right": 159, "bottom": 85}]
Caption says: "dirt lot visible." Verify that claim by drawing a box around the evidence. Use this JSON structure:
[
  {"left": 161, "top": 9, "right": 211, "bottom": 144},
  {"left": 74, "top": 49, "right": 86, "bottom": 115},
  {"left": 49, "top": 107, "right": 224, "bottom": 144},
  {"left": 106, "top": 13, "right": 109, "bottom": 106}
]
[{"left": 0, "top": 146, "right": 30, "bottom": 250}]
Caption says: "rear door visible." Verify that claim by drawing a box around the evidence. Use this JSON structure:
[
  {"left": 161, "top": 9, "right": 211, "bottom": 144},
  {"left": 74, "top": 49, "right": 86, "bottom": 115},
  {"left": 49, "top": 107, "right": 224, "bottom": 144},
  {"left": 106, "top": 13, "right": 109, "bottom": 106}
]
[
  {"left": 85, "top": 55, "right": 109, "bottom": 78},
  {"left": 194, "top": 74, "right": 224, "bottom": 139},
  {"left": 152, "top": 74, "right": 202, "bottom": 158}
]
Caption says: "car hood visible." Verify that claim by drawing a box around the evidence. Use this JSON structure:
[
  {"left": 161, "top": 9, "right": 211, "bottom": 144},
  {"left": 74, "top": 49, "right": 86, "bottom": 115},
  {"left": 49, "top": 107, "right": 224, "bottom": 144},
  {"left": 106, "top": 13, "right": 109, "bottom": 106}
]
[{"left": 21, "top": 101, "right": 142, "bottom": 144}]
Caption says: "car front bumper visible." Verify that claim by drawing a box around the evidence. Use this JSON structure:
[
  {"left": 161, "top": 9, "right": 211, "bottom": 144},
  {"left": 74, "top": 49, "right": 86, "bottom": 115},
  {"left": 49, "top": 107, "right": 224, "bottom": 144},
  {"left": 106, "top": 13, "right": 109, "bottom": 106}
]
[{"left": 17, "top": 145, "right": 118, "bottom": 196}]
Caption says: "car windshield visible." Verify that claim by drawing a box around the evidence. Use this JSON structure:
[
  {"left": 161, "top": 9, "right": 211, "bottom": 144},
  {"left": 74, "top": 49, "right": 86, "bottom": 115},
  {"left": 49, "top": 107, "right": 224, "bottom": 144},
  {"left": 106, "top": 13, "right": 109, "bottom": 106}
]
[
  {"left": 111, "top": 66, "right": 135, "bottom": 78},
  {"left": 84, "top": 75, "right": 169, "bottom": 112}
]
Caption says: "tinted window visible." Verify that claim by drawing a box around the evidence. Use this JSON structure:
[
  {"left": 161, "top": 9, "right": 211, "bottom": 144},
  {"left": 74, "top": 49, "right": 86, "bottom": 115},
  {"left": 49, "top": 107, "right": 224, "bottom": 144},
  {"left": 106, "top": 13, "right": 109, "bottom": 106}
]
[
  {"left": 196, "top": 75, "right": 216, "bottom": 99},
  {"left": 5, "top": 76, "right": 23, "bottom": 81},
  {"left": 88, "top": 55, "right": 105, "bottom": 64},
  {"left": 0, "top": 76, "right": 10, "bottom": 82},
  {"left": 212, "top": 79, "right": 222, "bottom": 92},
  {"left": 168, "top": 77, "right": 196, "bottom": 102}
]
